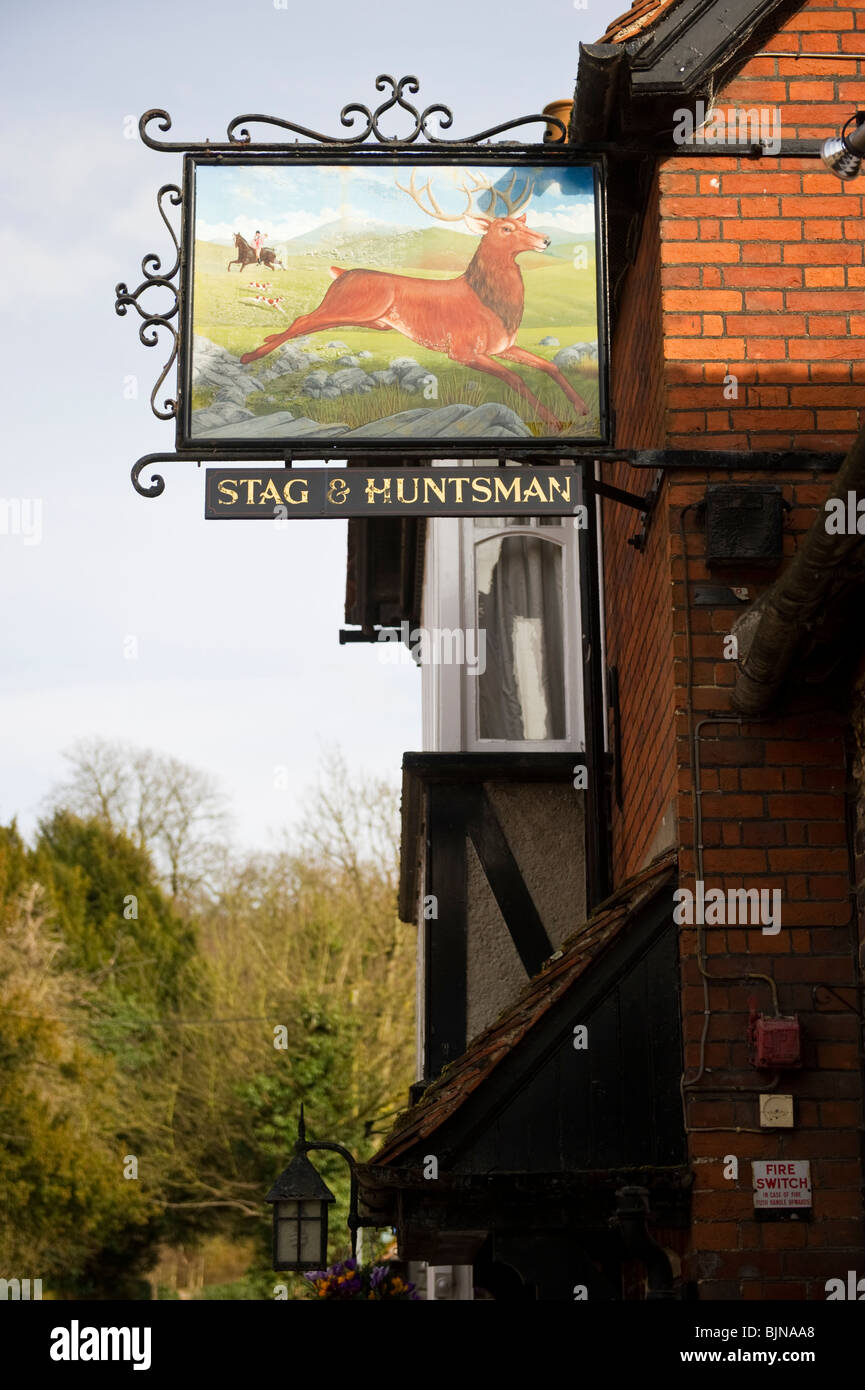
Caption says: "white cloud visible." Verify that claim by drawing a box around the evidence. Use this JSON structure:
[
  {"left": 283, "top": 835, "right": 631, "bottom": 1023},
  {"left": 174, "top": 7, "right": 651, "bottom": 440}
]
[{"left": 525, "top": 204, "right": 596, "bottom": 235}]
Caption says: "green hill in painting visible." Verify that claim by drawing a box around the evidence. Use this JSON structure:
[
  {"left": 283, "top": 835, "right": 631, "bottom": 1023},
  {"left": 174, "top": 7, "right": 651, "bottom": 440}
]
[{"left": 191, "top": 230, "right": 601, "bottom": 435}]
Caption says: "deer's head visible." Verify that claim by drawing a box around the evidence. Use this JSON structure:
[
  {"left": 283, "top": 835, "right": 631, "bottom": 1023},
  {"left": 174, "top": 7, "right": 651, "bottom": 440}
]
[{"left": 397, "top": 169, "right": 547, "bottom": 255}]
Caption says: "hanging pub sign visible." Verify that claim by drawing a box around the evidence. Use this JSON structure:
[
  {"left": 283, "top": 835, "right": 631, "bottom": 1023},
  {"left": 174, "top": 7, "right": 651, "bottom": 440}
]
[{"left": 115, "top": 76, "right": 610, "bottom": 500}]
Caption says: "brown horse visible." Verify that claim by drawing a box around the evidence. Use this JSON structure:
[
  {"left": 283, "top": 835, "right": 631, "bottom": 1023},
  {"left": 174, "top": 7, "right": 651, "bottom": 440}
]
[{"left": 227, "top": 233, "right": 283, "bottom": 273}]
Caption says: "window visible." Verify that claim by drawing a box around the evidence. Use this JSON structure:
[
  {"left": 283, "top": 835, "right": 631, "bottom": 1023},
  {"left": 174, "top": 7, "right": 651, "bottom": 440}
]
[
  {"left": 275, "top": 1201, "right": 322, "bottom": 1266},
  {"left": 422, "top": 494, "right": 584, "bottom": 753}
]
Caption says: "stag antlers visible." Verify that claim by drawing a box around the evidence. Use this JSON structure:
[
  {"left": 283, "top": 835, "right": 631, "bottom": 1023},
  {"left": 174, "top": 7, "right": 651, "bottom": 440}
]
[{"left": 396, "top": 168, "right": 535, "bottom": 222}]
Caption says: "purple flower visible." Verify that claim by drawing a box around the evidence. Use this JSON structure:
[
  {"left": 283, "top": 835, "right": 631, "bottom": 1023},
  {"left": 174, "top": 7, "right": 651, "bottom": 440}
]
[{"left": 370, "top": 1265, "right": 387, "bottom": 1289}]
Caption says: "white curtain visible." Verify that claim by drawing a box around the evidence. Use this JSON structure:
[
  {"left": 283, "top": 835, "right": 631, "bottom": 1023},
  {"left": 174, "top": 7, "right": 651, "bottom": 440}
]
[{"left": 476, "top": 534, "right": 565, "bottom": 740}]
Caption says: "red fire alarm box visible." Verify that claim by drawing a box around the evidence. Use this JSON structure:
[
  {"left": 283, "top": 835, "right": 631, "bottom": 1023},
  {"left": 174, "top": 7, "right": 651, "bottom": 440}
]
[{"left": 749, "top": 1013, "right": 802, "bottom": 1069}]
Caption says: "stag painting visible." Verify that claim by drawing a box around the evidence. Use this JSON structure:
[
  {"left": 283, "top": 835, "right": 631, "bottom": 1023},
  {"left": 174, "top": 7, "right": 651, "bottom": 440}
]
[{"left": 239, "top": 171, "right": 590, "bottom": 430}]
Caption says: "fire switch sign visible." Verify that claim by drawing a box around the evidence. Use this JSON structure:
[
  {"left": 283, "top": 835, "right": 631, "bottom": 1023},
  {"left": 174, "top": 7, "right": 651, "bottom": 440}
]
[{"left": 752, "top": 1160, "right": 812, "bottom": 1221}]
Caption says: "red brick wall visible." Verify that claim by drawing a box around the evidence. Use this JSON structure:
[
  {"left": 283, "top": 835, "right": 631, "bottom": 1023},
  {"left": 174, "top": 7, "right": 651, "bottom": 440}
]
[
  {"left": 661, "top": 0, "right": 865, "bottom": 449},
  {"left": 602, "top": 195, "right": 677, "bottom": 881},
  {"left": 602, "top": 0, "right": 865, "bottom": 1297}
]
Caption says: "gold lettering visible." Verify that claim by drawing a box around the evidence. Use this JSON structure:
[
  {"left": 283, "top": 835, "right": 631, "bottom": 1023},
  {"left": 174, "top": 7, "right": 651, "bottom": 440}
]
[
  {"left": 259, "top": 479, "right": 282, "bottom": 504},
  {"left": 493, "top": 476, "right": 521, "bottom": 504},
  {"left": 471, "top": 477, "right": 492, "bottom": 503},
  {"left": 423, "top": 477, "right": 446, "bottom": 505},
  {"left": 284, "top": 477, "right": 309, "bottom": 504},
  {"left": 548, "top": 475, "right": 571, "bottom": 503},
  {"left": 522, "top": 477, "right": 547, "bottom": 503},
  {"left": 326, "top": 477, "right": 349, "bottom": 505},
  {"left": 450, "top": 476, "right": 468, "bottom": 503},
  {"left": 217, "top": 479, "right": 238, "bottom": 505},
  {"left": 244, "top": 478, "right": 263, "bottom": 505},
  {"left": 396, "top": 475, "right": 419, "bottom": 505},
  {"left": 365, "top": 476, "right": 392, "bottom": 505}
]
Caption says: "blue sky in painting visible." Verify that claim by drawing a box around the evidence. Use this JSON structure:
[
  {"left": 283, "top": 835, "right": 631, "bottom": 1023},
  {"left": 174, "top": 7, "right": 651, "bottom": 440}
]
[{"left": 195, "top": 164, "right": 597, "bottom": 244}]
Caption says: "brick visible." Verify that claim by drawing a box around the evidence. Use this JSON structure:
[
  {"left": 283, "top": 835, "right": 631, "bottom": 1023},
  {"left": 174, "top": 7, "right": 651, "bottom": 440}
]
[
  {"left": 662, "top": 290, "right": 742, "bottom": 311},
  {"left": 664, "top": 313, "right": 704, "bottom": 335},
  {"left": 785, "top": 195, "right": 857, "bottom": 217},
  {"left": 659, "top": 172, "right": 698, "bottom": 194},
  {"left": 662, "top": 241, "right": 740, "bottom": 264},
  {"left": 663, "top": 196, "right": 740, "bottom": 218},
  {"left": 786, "top": 11, "right": 853, "bottom": 31},
  {"left": 788, "top": 291, "right": 865, "bottom": 310},
  {"left": 723, "top": 174, "right": 801, "bottom": 195},
  {"left": 740, "top": 242, "right": 783, "bottom": 263},
  {"left": 723, "top": 218, "right": 801, "bottom": 241},
  {"left": 745, "top": 339, "right": 787, "bottom": 360},
  {"left": 744, "top": 290, "right": 784, "bottom": 310},
  {"left": 789, "top": 339, "right": 856, "bottom": 359},
  {"left": 724, "top": 266, "right": 802, "bottom": 288},
  {"left": 803, "top": 267, "right": 845, "bottom": 286},
  {"left": 787, "top": 81, "right": 837, "bottom": 101},
  {"left": 784, "top": 242, "right": 862, "bottom": 263},
  {"left": 667, "top": 338, "right": 745, "bottom": 360}
]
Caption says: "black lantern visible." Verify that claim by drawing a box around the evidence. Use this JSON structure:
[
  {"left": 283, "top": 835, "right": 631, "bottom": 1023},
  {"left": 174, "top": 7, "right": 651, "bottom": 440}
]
[{"left": 266, "top": 1110, "right": 336, "bottom": 1272}]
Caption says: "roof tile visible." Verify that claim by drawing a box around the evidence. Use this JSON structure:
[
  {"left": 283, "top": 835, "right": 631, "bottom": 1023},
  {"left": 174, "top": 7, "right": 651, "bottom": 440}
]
[{"left": 599, "top": 0, "right": 682, "bottom": 45}]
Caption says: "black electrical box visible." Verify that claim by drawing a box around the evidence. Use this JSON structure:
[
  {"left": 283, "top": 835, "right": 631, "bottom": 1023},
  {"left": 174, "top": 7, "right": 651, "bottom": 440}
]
[{"left": 703, "top": 484, "right": 784, "bottom": 568}]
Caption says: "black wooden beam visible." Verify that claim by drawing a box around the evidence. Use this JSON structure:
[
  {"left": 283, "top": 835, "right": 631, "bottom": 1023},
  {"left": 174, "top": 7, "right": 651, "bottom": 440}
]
[
  {"left": 579, "top": 465, "right": 612, "bottom": 910},
  {"left": 464, "top": 787, "right": 554, "bottom": 978},
  {"left": 629, "top": 449, "right": 845, "bottom": 472},
  {"left": 424, "top": 783, "right": 468, "bottom": 1081}
]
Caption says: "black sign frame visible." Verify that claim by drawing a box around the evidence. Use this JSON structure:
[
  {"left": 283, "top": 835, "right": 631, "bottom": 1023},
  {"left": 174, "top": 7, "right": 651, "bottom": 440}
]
[{"left": 178, "top": 150, "right": 610, "bottom": 459}]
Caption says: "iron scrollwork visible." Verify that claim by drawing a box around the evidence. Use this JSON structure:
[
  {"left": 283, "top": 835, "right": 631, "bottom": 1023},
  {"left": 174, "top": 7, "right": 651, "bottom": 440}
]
[
  {"left": 139, "top": 73, "right": 566, "bottom": 152},
  {"left": 115, "top": 183, "right": 182, "bottom": 430}
]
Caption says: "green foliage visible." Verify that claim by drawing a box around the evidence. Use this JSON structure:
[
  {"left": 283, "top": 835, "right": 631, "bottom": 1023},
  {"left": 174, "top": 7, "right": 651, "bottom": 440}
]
[
  {"left": 0, "top": 859, "right": 150, "bottom": 1292},
  {"left": 35, "top": 811, "right": 197, "bottom": 1006},
  {"left": 0, "top": 746, "right": 413, "bottom": 1299}
]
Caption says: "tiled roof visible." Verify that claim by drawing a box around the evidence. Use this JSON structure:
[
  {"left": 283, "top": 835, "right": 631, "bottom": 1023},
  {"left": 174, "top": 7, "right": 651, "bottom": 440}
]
[
  {"left": 599, "top": 0, "right": 682, "bottom": 45},
  {"left": 372, "top": 847, "right": 678, "bottom": 1167}
]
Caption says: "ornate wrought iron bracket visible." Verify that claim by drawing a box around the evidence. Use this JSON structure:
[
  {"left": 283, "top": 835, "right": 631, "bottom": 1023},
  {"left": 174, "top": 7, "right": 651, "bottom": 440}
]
[
  {"left": 139, "top": 73, "right": 566, "bottom": 153},
  {"left": 118, "top": 76, "right": 579, "bottom": 497},
  {"left": 114, "top": 184, "right": 182, "bottom": 423}
]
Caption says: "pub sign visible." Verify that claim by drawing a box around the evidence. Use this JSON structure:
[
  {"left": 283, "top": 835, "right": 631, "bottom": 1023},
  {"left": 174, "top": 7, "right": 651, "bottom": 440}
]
[{"left": 115, "top": 76, "right": 610, "bottom": 499}]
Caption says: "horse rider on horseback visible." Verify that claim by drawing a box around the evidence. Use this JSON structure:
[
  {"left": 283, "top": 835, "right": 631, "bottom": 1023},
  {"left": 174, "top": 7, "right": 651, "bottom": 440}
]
[{"left": 253, "top": 231, "right": 268, "bottom": 263}]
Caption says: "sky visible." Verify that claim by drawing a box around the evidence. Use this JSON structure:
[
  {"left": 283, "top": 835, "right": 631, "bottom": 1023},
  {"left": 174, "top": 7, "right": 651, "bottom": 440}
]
[
  {"left": 0, "top": 0, "right": 626, "bottom": 855},
  {"left": 194, "top": 164, "right": 597, "bottom": 244}
]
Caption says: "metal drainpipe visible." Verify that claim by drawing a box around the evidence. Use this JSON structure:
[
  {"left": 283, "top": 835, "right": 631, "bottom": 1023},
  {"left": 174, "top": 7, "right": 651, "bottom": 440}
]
[{"left": 579, "top": 460, "right": 612, "bottom": 908}]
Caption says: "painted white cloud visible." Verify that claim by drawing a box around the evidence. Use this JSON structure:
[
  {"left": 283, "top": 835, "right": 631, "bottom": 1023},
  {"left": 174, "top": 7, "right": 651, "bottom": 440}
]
[{"left": 525, "top": 204, "right": 595, "bottom": 235}]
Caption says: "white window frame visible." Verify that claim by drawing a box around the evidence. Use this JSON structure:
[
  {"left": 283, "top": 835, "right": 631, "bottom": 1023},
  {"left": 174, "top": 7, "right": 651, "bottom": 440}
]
[{"left": 422, "top": 509, "right": 585, "bottom": 754}]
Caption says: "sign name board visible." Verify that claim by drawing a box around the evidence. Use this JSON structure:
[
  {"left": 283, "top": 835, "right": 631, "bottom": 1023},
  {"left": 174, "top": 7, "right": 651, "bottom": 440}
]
[
  {"left": 205, "top": 466, "right": 580, "bottom": 518},
  {"left": 752, "top": 1160, "right": 812, "bottom": 1214}
]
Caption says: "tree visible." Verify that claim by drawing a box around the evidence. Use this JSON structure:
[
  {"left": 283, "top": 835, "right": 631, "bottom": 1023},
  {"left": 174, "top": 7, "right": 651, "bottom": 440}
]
[
  {"left": 0, "top": 833, "right": 151, "bottom": 1293},
  {"left": 47, "top": 739, "right": 230, "bottom": 901}
]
